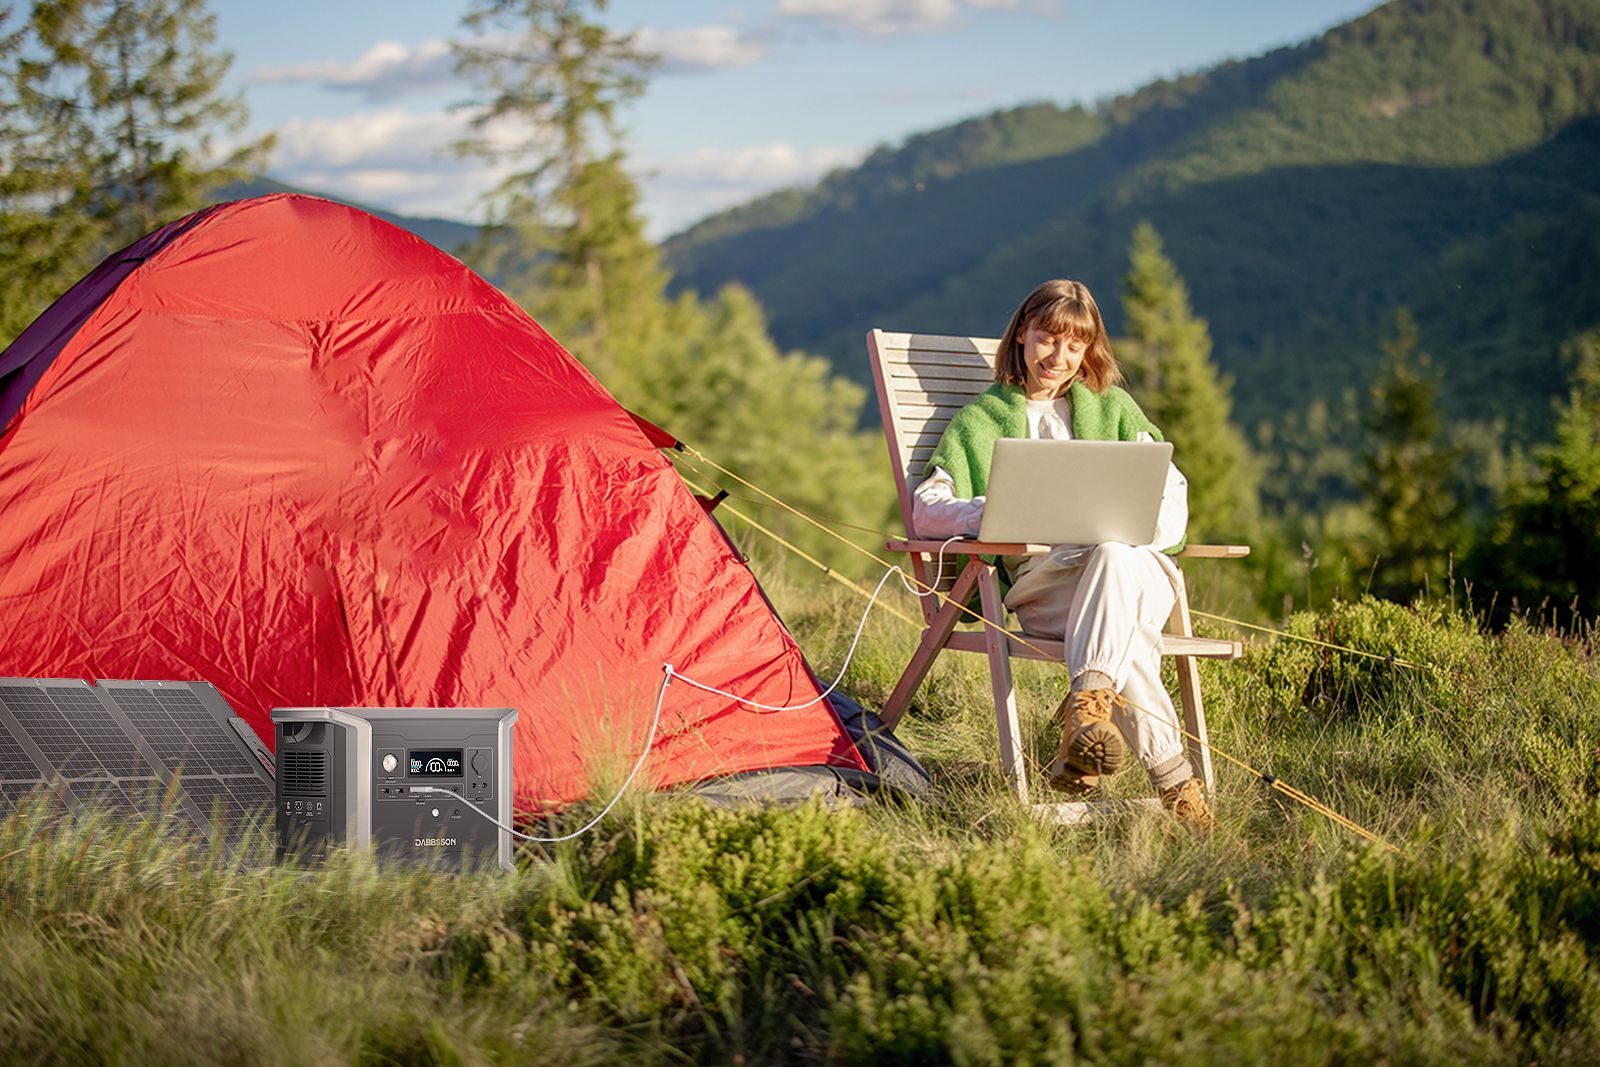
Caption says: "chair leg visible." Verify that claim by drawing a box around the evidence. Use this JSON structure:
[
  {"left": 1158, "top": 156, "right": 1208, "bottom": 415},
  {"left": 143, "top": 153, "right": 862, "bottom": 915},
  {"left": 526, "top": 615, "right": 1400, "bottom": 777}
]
[
  {"left": 1167, "top": 570, "right": 1216, "bottom": 791},
  {"left": 977, "top": 566, "right": 1028, "bottom": 800},
  {"left": 881, "top": 559, "right": 983, "bottom": 731}
]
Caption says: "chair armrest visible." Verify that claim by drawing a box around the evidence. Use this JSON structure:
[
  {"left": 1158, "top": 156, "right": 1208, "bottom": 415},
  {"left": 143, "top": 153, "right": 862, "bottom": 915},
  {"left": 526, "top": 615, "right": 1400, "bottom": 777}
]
[
  {"left": 887, "top": 538, "right": 1051, "bottom": 556},
  {"left": 1177, "top": 544, "right": 1251, "bottom": 558}
]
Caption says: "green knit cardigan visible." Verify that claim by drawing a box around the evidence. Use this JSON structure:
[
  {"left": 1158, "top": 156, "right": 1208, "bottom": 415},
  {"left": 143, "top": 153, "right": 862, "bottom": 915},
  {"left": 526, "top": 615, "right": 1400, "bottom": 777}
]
[{"left": 923, "top": 380, "right": 1184, "bottom": 554}]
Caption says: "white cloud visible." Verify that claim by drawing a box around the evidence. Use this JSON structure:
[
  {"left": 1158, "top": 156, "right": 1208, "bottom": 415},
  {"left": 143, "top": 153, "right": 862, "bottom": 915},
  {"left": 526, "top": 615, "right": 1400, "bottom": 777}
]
[
  {"left": 254, "top": 38, "right": 457, "bottom": 102},
  {"left": 651, "top": 142, "right": 862, "bottom": 189},
  {"left": 776, "top": 0, "right": 959, "bottom": 34},
  {"left": 255, "top": 23, "right": 770, "bottom": 95},
  {"left": 639, "top": 141, "right": 864, "bottom": 237},
  {"left": 265, "top": 108, "right": 518, "bottom": 218},
  {"left": 271, "top": 109, "right": 461, "bottom": 170},
  {"left": 263, "top": 111, "right": 868, "bottom": 234},
  {"left": 635, "top": 25, "right": 769, "bottom": 73},
  {"left": 266, "top": 115, "right": 862, "bottom": 238},
  {"left": 774, "top": 0, "right": 1060, "bottom": 35}
]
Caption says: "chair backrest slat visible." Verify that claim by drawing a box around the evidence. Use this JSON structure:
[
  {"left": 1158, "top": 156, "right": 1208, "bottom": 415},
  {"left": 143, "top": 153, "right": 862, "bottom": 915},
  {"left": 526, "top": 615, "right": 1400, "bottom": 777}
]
[{"left": 868, "top": 329, "right": 1000, "bottom": 538}]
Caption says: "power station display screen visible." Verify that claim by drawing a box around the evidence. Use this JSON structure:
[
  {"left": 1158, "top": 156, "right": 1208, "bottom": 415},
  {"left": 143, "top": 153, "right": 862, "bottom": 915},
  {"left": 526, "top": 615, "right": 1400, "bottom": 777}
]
[{"left": 408, "top": 750, "right": 462, "bottom": 777}]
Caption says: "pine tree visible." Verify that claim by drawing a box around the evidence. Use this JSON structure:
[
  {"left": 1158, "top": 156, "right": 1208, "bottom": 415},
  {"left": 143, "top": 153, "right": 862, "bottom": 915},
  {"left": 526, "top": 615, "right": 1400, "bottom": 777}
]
[
  {"left": 1358, "top": 309, "right": 1466, "bottom": 602},
  {"left": 453, "top": 0, "right": 658, "bottom": 367},
  {"left": 1120, "top": 220, "right": 1260, "bottom": 543},
  {"left": 21, "top": 0, "right": 266, "bottom": 248},
  {"left": 1483, "top": 330, "right": 1600, "bottom": 619},
  {"left": 1, "top": 3, "right": 100, "bottom": 340},
  {"left": 448, "top": 3, "right": 890, "bottom": 576},
  {"left": 607, "top": 285, "right": 893, "bottom": 571}
]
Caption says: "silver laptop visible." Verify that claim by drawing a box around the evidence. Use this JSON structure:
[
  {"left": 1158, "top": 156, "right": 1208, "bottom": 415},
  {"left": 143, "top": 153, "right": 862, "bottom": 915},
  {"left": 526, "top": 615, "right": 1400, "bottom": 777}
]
[{"left": 976, "top": 438, "right": 1173, "bottom": 545}]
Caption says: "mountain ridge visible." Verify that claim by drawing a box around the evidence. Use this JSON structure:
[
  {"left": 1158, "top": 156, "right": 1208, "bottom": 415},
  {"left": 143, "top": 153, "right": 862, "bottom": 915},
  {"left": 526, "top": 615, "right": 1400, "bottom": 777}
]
[{"left": 662, "top": 0, "right": 1600, "bottom": 433}]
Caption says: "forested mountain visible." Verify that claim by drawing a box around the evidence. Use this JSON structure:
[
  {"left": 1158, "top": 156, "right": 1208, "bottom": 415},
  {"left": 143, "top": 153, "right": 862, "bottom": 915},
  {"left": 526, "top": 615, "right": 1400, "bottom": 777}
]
[{"left": 663, "top": 0, "right": 1600, "bottom": 433}]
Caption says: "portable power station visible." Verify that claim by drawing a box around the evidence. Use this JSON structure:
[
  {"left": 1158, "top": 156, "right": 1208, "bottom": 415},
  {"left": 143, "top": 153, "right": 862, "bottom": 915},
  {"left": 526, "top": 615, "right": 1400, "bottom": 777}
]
[{"left": 271, "top": 706, "right": 516, "bottom": 871}]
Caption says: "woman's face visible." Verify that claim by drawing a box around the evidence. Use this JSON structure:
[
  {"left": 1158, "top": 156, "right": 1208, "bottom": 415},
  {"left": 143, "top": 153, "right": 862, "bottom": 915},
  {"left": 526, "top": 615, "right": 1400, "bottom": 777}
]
[{"left": 1018, "top": 324, "right": 1088, "bottom": 400}]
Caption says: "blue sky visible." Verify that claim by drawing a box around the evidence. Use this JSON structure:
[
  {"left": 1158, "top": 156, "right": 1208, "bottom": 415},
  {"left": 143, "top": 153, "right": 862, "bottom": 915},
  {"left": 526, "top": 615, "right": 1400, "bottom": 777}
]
[{"left": 216, "top": 0, "right": 1381, "bottom": 238}]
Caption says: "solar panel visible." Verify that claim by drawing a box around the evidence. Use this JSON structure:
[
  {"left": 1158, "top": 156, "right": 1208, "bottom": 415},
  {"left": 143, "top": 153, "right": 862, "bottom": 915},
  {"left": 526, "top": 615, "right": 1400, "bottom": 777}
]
[
  {"left": 103, "top": 685, "right": 259, "bottom": 778},
  {"left": 0, "top": 681, "right": 160, "bottom": 800},
  {"left": 0, "top": 679, "right": 274, "bottom": 853},
  {"left": 0, "top": 704, "right": 56, "bottom": 818}
]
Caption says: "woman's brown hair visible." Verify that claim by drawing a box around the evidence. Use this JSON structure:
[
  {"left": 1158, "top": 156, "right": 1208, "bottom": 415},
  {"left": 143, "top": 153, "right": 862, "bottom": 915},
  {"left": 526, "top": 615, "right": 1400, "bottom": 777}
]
[{"left": 993, "top": 278, "right": 1122, "bottom": 393}]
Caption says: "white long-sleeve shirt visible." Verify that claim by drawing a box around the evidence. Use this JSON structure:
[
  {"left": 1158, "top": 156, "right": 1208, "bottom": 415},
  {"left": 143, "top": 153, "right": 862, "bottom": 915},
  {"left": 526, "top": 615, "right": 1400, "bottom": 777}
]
[{"left": 911, "top": 395, "right": 1189, "bottom": 572}]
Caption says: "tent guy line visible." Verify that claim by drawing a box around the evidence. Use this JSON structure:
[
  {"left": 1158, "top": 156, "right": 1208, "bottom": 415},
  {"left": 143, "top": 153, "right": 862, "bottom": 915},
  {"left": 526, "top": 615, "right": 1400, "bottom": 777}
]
[
  {"left": 679, "top": 443, "right": 1411, "bottom": 859},
  {"left": 673, "top": 450, "right": 1436, "bottom": 673},
  {"left": 665, "top": 550, "right": 963, "bottom": 714},
  {"left": 488, "top": 554, "right": 952, "bottom": 845},
  {"left": 676, "top": 469, "right": 920, "bottom": 626},
  {"left": 1189, "top": 610, "right": 1438, "bottom": 672}
]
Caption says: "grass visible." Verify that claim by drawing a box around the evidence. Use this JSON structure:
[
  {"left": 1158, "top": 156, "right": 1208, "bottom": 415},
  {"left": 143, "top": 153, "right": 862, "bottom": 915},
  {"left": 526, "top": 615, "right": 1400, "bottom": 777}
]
[{"left": 3, "top": 580, "right": 1599, "bottom": 1065}]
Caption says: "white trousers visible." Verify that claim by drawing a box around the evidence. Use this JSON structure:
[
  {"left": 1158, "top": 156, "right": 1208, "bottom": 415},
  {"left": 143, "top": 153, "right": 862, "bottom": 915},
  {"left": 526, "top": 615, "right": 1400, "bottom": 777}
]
[{"left": 1002, "top": 542, "right": 1188, "bottom": 773}]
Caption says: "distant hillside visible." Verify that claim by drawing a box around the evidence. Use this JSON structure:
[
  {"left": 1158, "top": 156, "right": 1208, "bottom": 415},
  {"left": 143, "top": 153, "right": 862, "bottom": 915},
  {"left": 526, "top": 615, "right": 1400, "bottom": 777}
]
[
  {"left": 664, "top": 0, "right": 1600, "bottom": 432},
  {"left": 216, "top": 177, "right": 481, "bottom": 258}
]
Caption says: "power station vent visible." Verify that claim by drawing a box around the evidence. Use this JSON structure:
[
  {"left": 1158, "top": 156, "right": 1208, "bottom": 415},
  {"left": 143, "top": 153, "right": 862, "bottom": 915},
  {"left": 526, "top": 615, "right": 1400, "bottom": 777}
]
[{"left": 278, "top": 749, "right": 327, "bottom": 795}]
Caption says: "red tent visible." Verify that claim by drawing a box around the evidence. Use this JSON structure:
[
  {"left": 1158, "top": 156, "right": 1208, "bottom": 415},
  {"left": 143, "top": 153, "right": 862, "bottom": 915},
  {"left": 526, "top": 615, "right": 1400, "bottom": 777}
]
[{"left": 0, "top": 194, "right": 870, "bottom": 810}]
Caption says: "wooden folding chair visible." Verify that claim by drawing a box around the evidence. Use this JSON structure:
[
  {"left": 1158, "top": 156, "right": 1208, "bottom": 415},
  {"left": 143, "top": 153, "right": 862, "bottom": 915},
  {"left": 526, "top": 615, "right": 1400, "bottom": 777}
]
[{"left": 867, "top": 329, "right": 1250, "bottom": 822}]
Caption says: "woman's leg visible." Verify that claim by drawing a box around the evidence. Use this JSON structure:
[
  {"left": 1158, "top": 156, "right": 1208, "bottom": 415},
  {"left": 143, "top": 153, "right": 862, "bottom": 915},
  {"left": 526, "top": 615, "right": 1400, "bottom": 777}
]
[{"left": 1061, "top": 544, "right": 1190, "bottom": 782}]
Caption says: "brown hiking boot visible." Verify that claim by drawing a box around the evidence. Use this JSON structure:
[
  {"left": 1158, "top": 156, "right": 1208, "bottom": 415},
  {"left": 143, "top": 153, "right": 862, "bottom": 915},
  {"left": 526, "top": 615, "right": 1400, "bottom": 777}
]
[
  {"left": 1045, "top": 688, "right": 1125, "bottom": 794},
  {"left": 1160, "top": 777, "right": 1214, "bottom": 830}
]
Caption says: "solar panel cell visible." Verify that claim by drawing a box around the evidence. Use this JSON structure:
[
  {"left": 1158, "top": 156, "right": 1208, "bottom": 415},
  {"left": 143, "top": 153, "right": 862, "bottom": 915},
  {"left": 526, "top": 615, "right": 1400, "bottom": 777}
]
[
  {"left": 228, "top": 775, "right": 273, "bottom": 806},
  {"left": 181, "top": 776, "right": 271, "bottom": 846},
  {"left": 71, "top": 778, "right": 205, "bottom": 837},
  {"left": 0, "top": 715, "right": 42, "bottom": 781},
  {"left": 0, "top": 781, "right": 49, "bottom": 814},
  {"left": 0, "top": 685, "right": 152, "bottom": 779}
]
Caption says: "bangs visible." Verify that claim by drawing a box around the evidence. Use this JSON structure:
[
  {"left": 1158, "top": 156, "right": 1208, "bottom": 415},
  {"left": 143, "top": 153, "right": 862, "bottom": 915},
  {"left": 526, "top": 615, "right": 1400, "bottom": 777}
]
[
  {"left": 996, "top": 277, "right": 1122, "bottom": 391},
  {"left": 1030, "top": 299, "right": 1099, "bottom": 343}
]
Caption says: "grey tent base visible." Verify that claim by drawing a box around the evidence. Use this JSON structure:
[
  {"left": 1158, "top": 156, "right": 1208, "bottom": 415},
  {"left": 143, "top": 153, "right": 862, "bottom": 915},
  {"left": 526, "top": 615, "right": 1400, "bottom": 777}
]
[
  {"left": 688, "top": 692, "right": 933, "bottom": 807},
  {"left": 827, "top": 690, "right": 932, "bottom": 797},
  {"left": 689, "top": 765, "right": 880, "bottom": 808}
]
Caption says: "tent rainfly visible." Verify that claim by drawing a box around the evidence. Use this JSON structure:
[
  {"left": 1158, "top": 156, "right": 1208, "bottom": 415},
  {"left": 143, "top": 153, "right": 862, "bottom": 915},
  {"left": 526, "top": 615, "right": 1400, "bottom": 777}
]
[{"left": 0, "top": 194, "right": 897, "bottom": 811}]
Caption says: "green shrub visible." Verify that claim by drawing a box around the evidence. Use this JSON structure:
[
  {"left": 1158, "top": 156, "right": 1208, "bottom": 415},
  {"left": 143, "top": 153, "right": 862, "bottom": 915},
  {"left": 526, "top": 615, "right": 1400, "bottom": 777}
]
[{"left": 3, "top": 595, "right": 1600, "bottom": 1063}]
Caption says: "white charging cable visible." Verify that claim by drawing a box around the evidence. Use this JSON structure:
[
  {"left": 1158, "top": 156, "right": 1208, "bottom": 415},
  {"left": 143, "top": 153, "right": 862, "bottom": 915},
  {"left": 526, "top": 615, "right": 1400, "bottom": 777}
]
[
  {"left": 408, "top": 663, "right": 672, "bottom": 844},
  {"left": 407, "top": 785, "right": 588, "bottom": 844},
  {"left": 409, "top": 542, "right": 964, "bottom": 843},
  {"left": 664, "top": 546, "right": 955, "bottom": 711}
]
